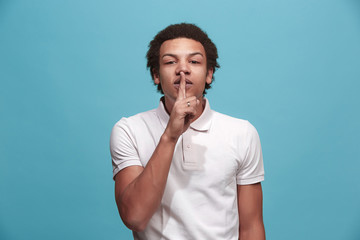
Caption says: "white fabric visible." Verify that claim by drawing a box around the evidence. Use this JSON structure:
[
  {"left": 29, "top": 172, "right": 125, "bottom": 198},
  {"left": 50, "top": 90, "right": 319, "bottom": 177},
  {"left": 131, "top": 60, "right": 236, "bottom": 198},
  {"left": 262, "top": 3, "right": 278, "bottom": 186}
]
[{"left": 110, "top": 98, "right": 264, "bottom": 240}]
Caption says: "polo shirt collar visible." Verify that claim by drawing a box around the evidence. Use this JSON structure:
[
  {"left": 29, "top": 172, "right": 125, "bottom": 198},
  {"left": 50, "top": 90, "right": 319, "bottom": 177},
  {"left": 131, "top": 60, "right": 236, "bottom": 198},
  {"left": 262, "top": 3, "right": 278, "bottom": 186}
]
[{"left": 156, "top": 97, "right": 213, "bottom": 132}]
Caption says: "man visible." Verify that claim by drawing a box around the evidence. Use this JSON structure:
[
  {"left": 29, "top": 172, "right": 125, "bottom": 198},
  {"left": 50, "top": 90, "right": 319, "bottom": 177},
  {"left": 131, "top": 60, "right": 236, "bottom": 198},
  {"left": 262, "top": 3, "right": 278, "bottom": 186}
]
[{"left": 110, "top": 23, "right": 265, "bottom": 240}]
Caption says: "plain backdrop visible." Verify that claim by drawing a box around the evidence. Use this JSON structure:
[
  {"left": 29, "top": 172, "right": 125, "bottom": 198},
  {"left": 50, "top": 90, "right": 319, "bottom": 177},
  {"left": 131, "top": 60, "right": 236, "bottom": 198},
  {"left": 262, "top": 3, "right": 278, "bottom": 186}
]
[{"left": 1, "top": 0, "right": 359, "bottom": 239}]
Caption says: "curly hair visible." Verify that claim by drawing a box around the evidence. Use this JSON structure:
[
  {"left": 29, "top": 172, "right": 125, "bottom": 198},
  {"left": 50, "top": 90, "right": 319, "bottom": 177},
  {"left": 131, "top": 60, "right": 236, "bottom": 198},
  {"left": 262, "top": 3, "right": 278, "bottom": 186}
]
[{"left": 146, "top": 23, "right": 220, "bottom": 94}]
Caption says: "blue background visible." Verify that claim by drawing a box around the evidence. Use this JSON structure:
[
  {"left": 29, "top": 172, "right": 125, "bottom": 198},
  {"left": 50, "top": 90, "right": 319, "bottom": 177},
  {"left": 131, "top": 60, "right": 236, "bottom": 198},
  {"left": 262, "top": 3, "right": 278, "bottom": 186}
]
[{"left": 1, "top": 0, "right": 359, "bottom": 239}]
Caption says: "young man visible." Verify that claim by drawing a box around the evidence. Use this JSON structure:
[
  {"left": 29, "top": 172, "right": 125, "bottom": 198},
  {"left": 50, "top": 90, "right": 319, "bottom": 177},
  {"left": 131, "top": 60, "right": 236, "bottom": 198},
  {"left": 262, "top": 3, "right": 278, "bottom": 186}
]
[{"left": 110, "top": 23, "right": 265, "bottom": 240}]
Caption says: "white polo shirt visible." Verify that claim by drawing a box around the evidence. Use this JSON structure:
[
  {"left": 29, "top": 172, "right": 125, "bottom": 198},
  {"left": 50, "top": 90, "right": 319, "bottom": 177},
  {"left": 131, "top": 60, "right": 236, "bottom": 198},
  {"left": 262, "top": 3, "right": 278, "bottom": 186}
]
[{"left": 110, "top": 98, "right": 264, "bottom": 240}]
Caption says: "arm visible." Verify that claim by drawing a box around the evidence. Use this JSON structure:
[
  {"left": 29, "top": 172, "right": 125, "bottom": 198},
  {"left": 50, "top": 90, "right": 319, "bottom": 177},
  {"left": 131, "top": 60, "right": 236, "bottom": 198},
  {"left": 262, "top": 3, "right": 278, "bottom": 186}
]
[
  {"left": 237, "top": 183, "right": 265, "bottom": 240},
  {"left": 114, "top": 135, "right": 177, "bottom": 232},
  {"left": 114, "top": 72, "right": 199, "bottom": 232}
]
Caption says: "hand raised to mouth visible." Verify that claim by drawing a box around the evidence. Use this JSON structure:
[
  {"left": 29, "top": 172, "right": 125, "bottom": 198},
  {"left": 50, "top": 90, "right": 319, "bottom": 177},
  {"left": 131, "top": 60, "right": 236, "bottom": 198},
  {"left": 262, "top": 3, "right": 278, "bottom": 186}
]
[{"left": 163, "top": 71, "right": 200, "bottom": 142}]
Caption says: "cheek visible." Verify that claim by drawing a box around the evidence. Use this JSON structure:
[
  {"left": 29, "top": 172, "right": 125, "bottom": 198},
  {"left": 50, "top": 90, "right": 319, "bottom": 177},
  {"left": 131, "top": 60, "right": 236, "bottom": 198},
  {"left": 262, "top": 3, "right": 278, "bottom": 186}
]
[{"left": 159, "top": 69, "right": 170, "bottom": 79}]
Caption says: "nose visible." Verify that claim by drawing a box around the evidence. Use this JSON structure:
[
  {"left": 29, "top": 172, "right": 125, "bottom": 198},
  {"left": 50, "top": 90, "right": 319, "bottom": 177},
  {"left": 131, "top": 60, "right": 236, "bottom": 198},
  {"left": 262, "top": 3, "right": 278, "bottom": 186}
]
[{"left": 175, "top": 60, "right": 190, "bottom": 76}]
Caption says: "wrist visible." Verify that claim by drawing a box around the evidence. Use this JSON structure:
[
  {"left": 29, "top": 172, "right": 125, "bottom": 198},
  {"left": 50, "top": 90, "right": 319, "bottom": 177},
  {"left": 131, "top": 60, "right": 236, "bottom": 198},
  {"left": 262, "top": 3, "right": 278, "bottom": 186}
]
[{"left": 161, "top": 130, "right": 179, "bottom": 144}]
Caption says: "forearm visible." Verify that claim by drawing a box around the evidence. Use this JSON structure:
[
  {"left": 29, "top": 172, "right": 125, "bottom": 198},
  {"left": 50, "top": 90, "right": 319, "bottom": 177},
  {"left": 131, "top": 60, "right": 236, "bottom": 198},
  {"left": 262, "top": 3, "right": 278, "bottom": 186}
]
[
  {"left": 237, "top": 183, "right": 265, "bottom": 240},
  {"left": 239, "top": 220, "right": 265, "bottom": 240},
  {"left": 117, "top": 134, "right": 177, "bottom": 231}
]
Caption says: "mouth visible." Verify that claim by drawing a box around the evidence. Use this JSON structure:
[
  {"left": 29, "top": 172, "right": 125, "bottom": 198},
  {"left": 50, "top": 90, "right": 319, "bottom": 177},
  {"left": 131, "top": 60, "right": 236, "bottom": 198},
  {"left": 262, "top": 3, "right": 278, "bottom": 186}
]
[{"left": 174, "top": 79, "right": 193, "bottom": 89}]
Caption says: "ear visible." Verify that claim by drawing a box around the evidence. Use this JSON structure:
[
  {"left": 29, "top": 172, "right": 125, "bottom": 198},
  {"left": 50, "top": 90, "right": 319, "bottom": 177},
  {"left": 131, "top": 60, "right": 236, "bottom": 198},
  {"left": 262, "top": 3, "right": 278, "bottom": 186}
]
[
  {"left": 206, "top": 68, "right": 213, "bottom": 84},
  {"left": 153, "top": 69, "right": 160, "bottom": 85}
]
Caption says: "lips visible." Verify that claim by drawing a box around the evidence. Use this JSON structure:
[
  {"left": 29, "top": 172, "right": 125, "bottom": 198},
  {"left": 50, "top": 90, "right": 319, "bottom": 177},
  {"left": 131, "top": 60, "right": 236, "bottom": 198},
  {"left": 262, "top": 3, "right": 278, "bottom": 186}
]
[{"left": 173, "top": 78, "right": 193, "bottom": 89}]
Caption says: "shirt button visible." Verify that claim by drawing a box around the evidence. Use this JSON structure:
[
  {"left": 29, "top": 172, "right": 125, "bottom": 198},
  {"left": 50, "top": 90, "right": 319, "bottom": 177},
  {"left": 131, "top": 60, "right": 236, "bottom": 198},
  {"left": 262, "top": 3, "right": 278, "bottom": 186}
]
[{"left": 187, "top": 145, "right": 191, "bottom": 148}]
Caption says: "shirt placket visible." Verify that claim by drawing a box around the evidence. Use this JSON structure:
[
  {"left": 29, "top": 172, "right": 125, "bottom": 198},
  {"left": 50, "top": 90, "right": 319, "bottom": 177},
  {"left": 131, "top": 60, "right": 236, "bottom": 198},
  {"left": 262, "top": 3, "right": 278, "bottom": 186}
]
[{"left": 181, "top": 129, "right": 198, "bottom": 170}]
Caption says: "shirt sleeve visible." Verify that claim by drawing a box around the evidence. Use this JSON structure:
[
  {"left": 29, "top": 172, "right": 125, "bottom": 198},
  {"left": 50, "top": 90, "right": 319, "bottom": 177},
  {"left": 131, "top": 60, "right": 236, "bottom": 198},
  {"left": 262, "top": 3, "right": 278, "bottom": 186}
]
[
  {"left": 236, "top": 121, "right": 265, "bottom": 185},
  {"left": 110, "top": 118, "right": 143, "bottom": 180}
]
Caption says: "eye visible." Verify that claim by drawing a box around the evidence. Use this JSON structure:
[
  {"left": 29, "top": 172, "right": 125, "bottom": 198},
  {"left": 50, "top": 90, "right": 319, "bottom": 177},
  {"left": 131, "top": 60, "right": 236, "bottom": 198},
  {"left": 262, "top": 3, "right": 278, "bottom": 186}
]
[
  {"left": 190, "top": 60, "right": 200, "bottom": 64},
  {"left": 165, "top": 61, "right": 176, "bottom": 65}
]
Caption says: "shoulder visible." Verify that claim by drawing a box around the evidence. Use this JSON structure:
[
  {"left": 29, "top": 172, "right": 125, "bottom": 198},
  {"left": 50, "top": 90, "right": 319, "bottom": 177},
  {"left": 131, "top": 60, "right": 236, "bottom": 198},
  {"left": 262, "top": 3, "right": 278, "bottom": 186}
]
[
  {"left": 210, "top": 110, "right": 261, "bottom": 150},
  {"left": 211, "top": 110, "right": 255, "bottom": 134},
  {"left": 112, "top": 108, "right": 158, "bottom": 131},
  {"left": 110, "top": 108, "right": 160, "bottom": 145}
]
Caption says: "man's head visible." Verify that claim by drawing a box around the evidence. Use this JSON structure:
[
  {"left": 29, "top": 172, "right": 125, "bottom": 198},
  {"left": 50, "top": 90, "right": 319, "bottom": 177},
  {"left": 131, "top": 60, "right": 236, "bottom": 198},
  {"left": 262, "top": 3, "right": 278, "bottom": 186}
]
[{"left": 146, "top": 23, "right": 220, "bottom": 94}]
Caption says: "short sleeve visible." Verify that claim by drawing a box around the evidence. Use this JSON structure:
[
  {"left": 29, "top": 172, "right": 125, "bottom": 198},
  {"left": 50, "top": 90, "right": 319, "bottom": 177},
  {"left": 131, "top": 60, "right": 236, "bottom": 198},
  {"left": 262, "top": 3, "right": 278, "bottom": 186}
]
[
  {"left": 110, "top": 118, "right": 143, "bottom": 180},
  {"left": 236, "top": 121, "right": 265, "bottom": 185}
]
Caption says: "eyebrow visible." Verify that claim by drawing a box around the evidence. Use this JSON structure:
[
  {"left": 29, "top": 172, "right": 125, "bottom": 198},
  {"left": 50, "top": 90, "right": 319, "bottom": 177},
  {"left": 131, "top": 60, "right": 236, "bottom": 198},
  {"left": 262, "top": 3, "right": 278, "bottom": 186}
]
[{"left": 162, "top": 52, "right": 204, "bottom": 59}]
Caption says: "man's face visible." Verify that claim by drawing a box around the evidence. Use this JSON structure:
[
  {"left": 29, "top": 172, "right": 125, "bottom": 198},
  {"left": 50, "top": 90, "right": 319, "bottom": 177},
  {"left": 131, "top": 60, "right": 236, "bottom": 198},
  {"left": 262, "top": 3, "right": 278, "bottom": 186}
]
[{"left": 153, "top": 38, "right": 213, "bottom": 104}]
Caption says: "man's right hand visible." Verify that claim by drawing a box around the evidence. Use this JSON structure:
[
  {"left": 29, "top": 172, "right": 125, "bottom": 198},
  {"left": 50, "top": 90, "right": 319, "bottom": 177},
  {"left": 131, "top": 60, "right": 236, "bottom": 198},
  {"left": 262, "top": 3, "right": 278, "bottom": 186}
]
[
  {"left": 115, "top": 74, "right": 200, "bottom": 232},
  {"left": 163, "top": 71, "right": 200, "bottom": 142},
  {"left": 115, "top": 73, "right": 198, "bottom": 230}
]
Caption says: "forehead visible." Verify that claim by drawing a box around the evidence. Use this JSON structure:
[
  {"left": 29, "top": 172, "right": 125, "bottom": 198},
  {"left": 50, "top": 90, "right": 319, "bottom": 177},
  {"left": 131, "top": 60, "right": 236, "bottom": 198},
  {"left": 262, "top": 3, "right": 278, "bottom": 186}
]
[{"left": 159, "top": 38, "right": 206, "bottom": 56}]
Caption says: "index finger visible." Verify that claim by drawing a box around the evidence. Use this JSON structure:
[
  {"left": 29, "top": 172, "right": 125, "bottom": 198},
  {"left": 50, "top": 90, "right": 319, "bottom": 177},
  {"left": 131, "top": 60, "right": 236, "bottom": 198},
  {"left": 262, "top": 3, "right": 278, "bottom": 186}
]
[{"left": 177, "top": 71, "right": 186, "bottom": 100}]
